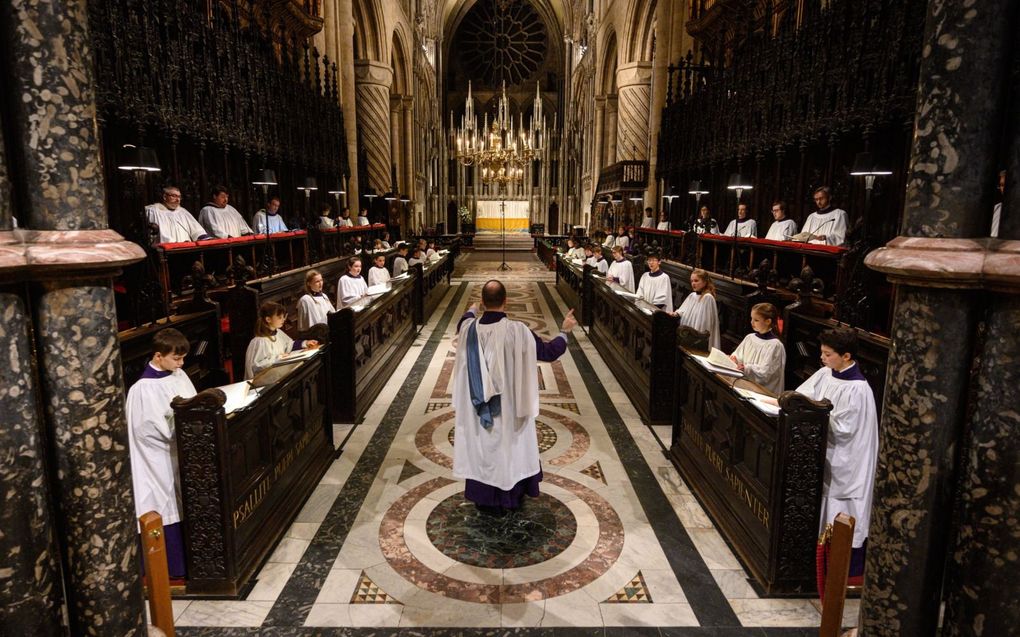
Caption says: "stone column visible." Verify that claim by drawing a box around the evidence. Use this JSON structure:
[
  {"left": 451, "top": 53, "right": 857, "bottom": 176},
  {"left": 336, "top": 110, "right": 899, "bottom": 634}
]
[
  {"left": 354, "top": 60, "right": 393, "bottom": 196},
  {"left": 616, "top": 62, "right": 652, "bottom": 162},
  {"left": 403, "top": 96, "right": 414, "bottom": 196},
  {"left": 605, "top": 95, "right": 619, "bottom": 166},
  {"left": 0, "top": 0, "right": 146, "bottom": 635},
  {"left": 862, "top": 1, "right": 1017, "bottom": 635},
  {"left": 390, "top": 95, "right": 402, "bottom": 192},
  {"left": 0, "top": 34, "right": 64, "bottom": 637},
  {"left": 337, "top": 0, "right": 359, "bottom": 206},
  {"left": 593, "top": 96, "right": 606, "bottom": 176}
]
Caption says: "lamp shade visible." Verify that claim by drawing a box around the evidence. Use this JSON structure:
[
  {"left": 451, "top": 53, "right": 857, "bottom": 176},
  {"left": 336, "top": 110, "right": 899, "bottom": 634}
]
[
  {"left": 296, "top": 176, "right": 318, "bottom": 191},
  {"left": 399, "top": 194, "right": 411, "bottom": 203},
  {"left": 117, "top": 144, "right": 161, "bottom": 172},
  {"left": 363, "top": 187, "right": 377, "bottom": 200},
  {"left": 611, "top": 193, "right": 623, "bottom": 205},
  {"left": 252, "top": 168, "right": 278, "bottom": 185},
  {"left": 727, "top": 173, "right": 752, "bottom": 191},
  {"left": 688, "top": 180, "right": 709, "bottom": 195},
  {"left": 850, "top": 152, "right": 892, "bottom": 176},
  {"left": 629, "top": 192, "right": 644, "bottom": 202},
  {"left": 384, "top": 191, "right": 397, "bottom": 201}
]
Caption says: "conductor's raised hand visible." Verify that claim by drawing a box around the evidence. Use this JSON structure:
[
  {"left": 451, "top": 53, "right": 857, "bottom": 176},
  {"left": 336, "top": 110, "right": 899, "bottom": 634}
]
[{"left": 561, "top": 309, "right": 577, "bottom": 332}]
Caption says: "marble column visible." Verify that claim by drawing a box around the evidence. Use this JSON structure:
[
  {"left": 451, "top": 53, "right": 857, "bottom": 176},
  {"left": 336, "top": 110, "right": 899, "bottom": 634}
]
[
  {"left": 390, "top": 95, "right": 402, "bottom": 192},
  {"left": 354, "top": 60, "right": 393, "bottom": 196},
  {"left": 593, "top": 97, "right": 606, "bottom": 176},
  {"left": 403, "top": 96, "right": 414, "bottom": 196},
  {"left": 0, "top": 111, "right": 10, "bottom": 229},
  {"left": 605, "top": 95, "right": 619, "bottom": 166},
  {"left": 0, "top": 0, "right": 147, "bottom": 634},
  {"left": 616, "top": 62, "right": 652, "bottom": 161},
  {"left": 862, "top": 1, "right": 1016, "bottom": 635},
  {"left": 337, "top": 0, "right": 360, "bottom": 206}
]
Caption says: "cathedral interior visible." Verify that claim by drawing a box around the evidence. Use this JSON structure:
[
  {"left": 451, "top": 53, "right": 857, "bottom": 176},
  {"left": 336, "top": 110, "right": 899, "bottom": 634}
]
[{"left": 0, "top": 0, "right": 1017, "bottom": 635}]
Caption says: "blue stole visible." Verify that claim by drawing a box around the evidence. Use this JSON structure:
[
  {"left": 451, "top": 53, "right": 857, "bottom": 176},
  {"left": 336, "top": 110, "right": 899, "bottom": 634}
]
[{"left": 465, "top": 319, "right": 501, "bottom": 429}]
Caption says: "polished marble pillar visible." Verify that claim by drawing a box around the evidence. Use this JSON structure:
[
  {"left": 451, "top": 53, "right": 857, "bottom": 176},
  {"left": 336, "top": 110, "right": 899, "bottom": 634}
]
[
  {"left": 355, "top": 61, "right": 394, "bottom": 196},
  {"left": 0, "top": 0, "right": 146, "bottom": 634},
  {"left": 863, "top": 1, "right": 1017, "bottom": 635}
]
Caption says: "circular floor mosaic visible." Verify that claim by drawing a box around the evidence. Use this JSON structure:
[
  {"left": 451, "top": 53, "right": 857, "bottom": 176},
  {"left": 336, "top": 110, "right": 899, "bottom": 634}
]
[
  {"left": 448, "top": 419, "right": 557, "bottom": 453},
  {"left": 426, "top": 493, "right": 576, "bottom": 569}
]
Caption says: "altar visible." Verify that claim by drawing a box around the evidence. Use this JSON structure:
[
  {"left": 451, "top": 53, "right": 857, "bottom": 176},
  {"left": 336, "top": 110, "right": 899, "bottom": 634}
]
[{"left": 475, "top": 199, "right": 530, "bottom": 233}]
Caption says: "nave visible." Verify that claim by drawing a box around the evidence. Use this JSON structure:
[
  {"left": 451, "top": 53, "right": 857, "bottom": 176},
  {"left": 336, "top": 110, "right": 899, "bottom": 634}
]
[{"left": 168, "top": 253, "right": 849, "bottom": 635}]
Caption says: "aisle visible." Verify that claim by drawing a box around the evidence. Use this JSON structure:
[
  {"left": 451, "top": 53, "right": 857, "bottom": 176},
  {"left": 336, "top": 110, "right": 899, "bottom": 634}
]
[{"left": 172, "top": 254, "right": 850, "bottom": 634}]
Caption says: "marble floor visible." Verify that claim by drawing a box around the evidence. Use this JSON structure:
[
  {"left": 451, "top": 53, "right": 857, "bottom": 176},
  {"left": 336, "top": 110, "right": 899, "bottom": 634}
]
[{"left": 174, "top": 253, "right": 856, "bottom": 636}]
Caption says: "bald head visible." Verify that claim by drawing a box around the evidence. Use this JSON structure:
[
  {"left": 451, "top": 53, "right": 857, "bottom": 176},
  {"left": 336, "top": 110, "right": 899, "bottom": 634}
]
[{"left": 481, "top": 280, "right": 507, "bottom": 310}]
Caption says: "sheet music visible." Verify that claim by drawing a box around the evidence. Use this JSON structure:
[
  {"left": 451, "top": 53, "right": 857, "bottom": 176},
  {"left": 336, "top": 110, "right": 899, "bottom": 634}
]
[{"left": 219, "top": 381, "right": 259, "bottom": 414}]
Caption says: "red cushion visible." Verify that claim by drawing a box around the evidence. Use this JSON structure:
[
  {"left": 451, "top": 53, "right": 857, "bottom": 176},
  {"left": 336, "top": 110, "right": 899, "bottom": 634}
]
[
  {"left": 157, "top": 241, "right": 198, "bottom": 250},
  {"left": 220, "top": 316, "right": 230, "bottom": 333},
  {"left": 290, "top": 230, "right": 307, "bottom": 236},
  {"left": 195, "top": 238, "right": 233, "bottom": 247}
]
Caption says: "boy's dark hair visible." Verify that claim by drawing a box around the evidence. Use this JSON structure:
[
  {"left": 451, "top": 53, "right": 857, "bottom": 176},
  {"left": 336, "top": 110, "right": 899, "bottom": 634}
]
[
  {"left": 153, "top": 328, "right": 190, "bottom": 356},
  {"left": 819, "top": 328, "right": 857, "bottom": 358},
  {"left": 482, "top": 280, "right": 507, "bottom": 307},
  {"left": 320, "top": 202, "right": 333, "bottom": 214},
  {"left": 210, "top": 185, "right": 228, "bottom": 197}
]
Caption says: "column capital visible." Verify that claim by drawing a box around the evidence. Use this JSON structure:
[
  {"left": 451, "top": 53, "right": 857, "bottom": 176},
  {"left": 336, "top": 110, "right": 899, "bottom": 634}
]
[
  {"left": 617, "top": 61, "right": 653, "bottom": 88},
  {"left": 866, "top": 236, "right": 1020, "bottom": 294},
  {"left": 353, "top": 60, "right": 393, "bottom": 87},
  {"left": 0, "top": 229, "right": 145, "bottom": 281}
]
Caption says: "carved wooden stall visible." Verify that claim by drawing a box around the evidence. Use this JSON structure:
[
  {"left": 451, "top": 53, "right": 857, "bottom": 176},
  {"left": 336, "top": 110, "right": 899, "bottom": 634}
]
[
  {"left": 587, "top": 275, "right": 679, "bottom": 425},
  {"left": 555, "top": 254, "right": 585, "bottom": 317},
  {"left": 328, "top": 275, "right": 418, "bottom": 423},
  {"left": 415, "top": 253, "right": 455, "bottom": 326},
  {"left": 119, "top": 308, "right": 228, "bottom": 393},
  {"left": 172, "top": 351, "right": 333, "bottom": 597},
  {"left": 536, "top": 239, "right": 561, "bottom": 271},
  {"left": 671, "top": 347, "right": 831, "bottom": 596}
]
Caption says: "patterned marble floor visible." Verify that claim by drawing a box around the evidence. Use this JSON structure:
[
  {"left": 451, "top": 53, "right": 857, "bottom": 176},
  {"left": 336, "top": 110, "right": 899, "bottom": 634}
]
[{"left": 173, "top": 254, "right": 856, "bottom": 636}]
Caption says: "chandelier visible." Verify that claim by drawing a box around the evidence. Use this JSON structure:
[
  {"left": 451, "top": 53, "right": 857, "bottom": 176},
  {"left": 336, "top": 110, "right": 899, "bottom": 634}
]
[{"left": 452, "top": 81, "right": 545, "bottom": 187}]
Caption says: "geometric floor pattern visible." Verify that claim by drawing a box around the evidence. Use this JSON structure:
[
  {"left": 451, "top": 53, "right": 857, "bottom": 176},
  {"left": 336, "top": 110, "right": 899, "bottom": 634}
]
[{"left": 171, "top": 254, "right": 855, "bottom": 634}]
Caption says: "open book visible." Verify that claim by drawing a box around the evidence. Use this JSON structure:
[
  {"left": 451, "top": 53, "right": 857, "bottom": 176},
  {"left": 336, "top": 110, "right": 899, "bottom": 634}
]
[
  {"left": 693, "top": 348, "right": 743, "bottom": 377},
  {"left": 366, "top": 283, "right": 390, "bottom": 296},
  {"left": 219, "top": 381, "right": 259, "bottom": 414},
  {"left": 274, "top": 347, "right": 319, "bottom": 366},
  {"left": 706, "top": 347, "right": 739, "bottom": 371},
  {"left": 735, "top": 387, "right": 781, "bottom": 416}
]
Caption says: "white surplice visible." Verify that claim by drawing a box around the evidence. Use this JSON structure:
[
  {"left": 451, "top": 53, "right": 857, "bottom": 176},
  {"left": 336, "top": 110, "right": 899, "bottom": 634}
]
[
  {"left": 641, "top": 215, "right": 655, "bottom": 228},
  {"left": 252, "top": 210, "right": 289, "bottom": 234},
  {"left": 657, "top": 221, "right": 672, "bottom": 231},
  {"left": 296, "top": 293, "right": 335, "bottom": 330},
  {"left": 337, "top": 217, "right": 354, "bottom": 227},
  {"left": 677, "top": 292, "right": 720, "bottom": 349},
  {"left": 318, "top": 215, "right": 335, "bottom": 229},
  {"left": 126, "top": 367, "right": 197, "bottom": 526},
  {"left": 765, "top": 218, "right": 799, "bottom": 241},
  {"left": 615, "top": 235, "right": 630, "bottom": 250},
  {"left": 145, "top": 203, "right": 208, "bottom": 244},
  {"left": 723, "top": 218, "right": 758, "bottom": 237},
  {"left": 198, "top": 204, "right": 254, "bottom": 238},
  {"left": 593, "top": 257, "right": 609, "bottom": 275},
  {"left": 245, "top": 332, "right": 295, "bottom": 380},
  {"left": 801, "top": 208, "right": 848, "bottom": 246},
  {"left": 795, "top": 364, "right": 879, "bottom": 547},
  {"left": 731, "top": 333, "right": 786, "bottom": 394},
  {"left": 636, "top": 271, "right": 673, "bottom": 312},
  {"left": 368, "top": 265, "right": 391, "bottom": 287},
  {"left": 392, "top": 256, "right": 409, "bottom": 277},
  {"left": 607, "top": 258, "right": 635, "bottom": 292},
  {"left": 452, "top": 317, "right": 540, "bottom": 491},
  {"left": 338, "top": 274, "right": 368, "bottom": 307}
]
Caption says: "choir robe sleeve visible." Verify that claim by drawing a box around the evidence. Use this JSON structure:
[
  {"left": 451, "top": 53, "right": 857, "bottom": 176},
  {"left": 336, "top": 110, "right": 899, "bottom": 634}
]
[
  {"left": 678, "top": 293, "right": 720, "bottom": 349},
  {"left": 533, "top": 332, "right": 568, "bottom": 361}
]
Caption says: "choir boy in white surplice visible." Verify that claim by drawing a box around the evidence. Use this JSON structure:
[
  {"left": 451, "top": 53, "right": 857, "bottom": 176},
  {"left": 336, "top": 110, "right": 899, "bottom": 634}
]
[
  {"left": 607, "top": 246, "right": 635, "bottom": 292},
  {"left": 368, "top": 254, "right": 391, "bottom": 287},
  {"left": 392, "top": 244, "right": 410, "bottom": 277},
  {"left": 198, "top": 187, "right": 254, "bottom": 238},
  {"left": 640, "top": 207, "right": 655, "bottom": 228},
  {"left": 614, "top": 226, "right": 630, "bottom": 251},
  {"left": 723, "top": 204, "right": 758, "bottom": 237},
  {"left": 452, "top": 281, "right": 578, "bottom": 510},
  {"left": 337, "top": 257, "right": 369, "bottom": 307},
  {"left": 591, "top": 247, "right": 609, "bottom": 275},
  {"left": 657, "top": 212, "right": 672, "bottom": 232},
  {"left": 802, "top": 187, "right": 848, "bottom": 246},
  {"left": 296, "top": 269, "right": 335, "bottom": 330},
  {"left": 765, "top": 201, "right": 798, "bottom": 242},
  {"left": 252, "top": 197, "right": 290, "bottom": 234},
  {"left": 636, "top": 254, "right": 673, "bottom": 312},
  {"left": 793, "top": 329, "right": 878, "bottom": 577},
  {"left": 145, "top": 186, "right": 211, "bottom": 244},
  {"left": 675, "top": 268, "right": 720, "bottom": 349},
  {"left": 245, "top": 301, "right": 318, "bottom": 379},
  {"left": 729, "top": 303, "right": 786, "bottom": 394},
  {"left": 126, "top": 328, "right": 196, "bottom": 578},
  {"left": 337, "top": 209, "right": 354, "bottom": 227}
]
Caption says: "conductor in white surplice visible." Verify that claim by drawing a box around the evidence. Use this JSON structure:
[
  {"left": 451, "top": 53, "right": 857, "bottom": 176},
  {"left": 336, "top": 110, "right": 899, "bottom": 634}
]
[{"left": 452, "top": 280, "right": 577, "bottom": 512}]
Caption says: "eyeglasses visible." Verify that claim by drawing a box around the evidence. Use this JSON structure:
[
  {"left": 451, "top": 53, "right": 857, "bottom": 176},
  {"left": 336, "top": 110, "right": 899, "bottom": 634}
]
[{"left": 165, "top": 193, "right": 182, "bottom": 199}]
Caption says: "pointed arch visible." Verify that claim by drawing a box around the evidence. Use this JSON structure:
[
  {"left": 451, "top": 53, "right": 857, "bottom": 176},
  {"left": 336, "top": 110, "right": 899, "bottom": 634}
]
[
  {"left": 353, "top": 0, "right": 386, "bottom": 61},
  {"left": 624, "top": 0, "right": 656, "bottom": 64}
]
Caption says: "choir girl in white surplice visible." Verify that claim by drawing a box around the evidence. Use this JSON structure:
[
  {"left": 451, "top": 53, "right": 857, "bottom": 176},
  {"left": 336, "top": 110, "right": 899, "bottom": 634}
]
[
  {"left": 368, "top": 253, "right": 391, "bottom": 287},
  {"left": 729, "top": 302, "right": 786, "bottom": 394},
  {"left": 591, "top": 246, "right": 609, "bottom": 275},
  {"left": 126, "top": 328, "right": 196, "bottom": 579},
  {"left": 337, "top": 257, "right": 369, "bottom": 307},
  {"left": 635, "top": 252, "right": 673, "bottom": 312},
  {"left": 296, "top": 269, "right": 335, "bottom": 330},
  {"left": 675, "top": 268, "right": 720, "bottom": 349},
  {"left": 788, "top": 329, "right": 878, "bottom": 577},
  {"left": 245, "top": 301, "right": 319, "bottom": 379},
  {"left": 606, "top": 245, "right": 635, "bottom": 292}
]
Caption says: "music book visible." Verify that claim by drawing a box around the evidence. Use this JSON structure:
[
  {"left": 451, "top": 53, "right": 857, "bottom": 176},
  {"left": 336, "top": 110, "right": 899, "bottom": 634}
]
[
  {"left": 366, "top": 283, "right": 390, "bottom": 296},
  {"left": 219, "top": 381, "right": 259, "bottom": 414},
  {"left": 693, "top": 353, "right": 744, "bottom": 378},
  {"left": 275, "top": 347, "right": 319, "bottom": 365},
  {"left": 707, "top": 347, "right": 740, "bottom": 371},
  {"left": 735, "top": 387, "right": 781, "bottom": 416}
]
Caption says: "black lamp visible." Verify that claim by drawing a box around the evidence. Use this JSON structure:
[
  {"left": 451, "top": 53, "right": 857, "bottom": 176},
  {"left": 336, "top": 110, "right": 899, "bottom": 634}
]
[
  {"left": 117, "top": 144, "right": 161, "bottom": 172},
  {"left": 850, "top": 152, "right": 892, "bottom": 191},
  {"left": 726, "top": 173, "right": 752, "bottom": 201},
  {"left": 252, "top": 168, "right": 278, "bottom": 205},
  {"left": 688, "top": 180, "right": 709, "bottom": 204}
]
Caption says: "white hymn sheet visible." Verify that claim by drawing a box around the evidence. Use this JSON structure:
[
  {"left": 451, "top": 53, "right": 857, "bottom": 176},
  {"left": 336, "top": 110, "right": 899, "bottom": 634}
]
[
  {"left": 275, "top": 347, "right": 319, "bottom": 365},
  {"left": 220, "top": 381, "right": 258, "bottom": 414},
  {"left": 366, "top": 283, "right": 390, "bottom": 296},
  {"left": 707, "top": 347, "right": 740, "bottom": 371},
  {"left": 693, "top": 354, "right": 744, "bottom": 378},
  {"left": 735, "top": 387, "right": 781, "bottom": 416}
]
